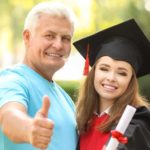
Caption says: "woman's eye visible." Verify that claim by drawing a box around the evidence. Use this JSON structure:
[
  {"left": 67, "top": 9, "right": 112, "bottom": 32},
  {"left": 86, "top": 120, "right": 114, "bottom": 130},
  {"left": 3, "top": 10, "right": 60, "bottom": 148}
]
[
  {"left": 99, "top": 67, "right": 108, "bottom": 71},
  {"left": 118, "top": 72, "right": 127, "bottom": 76}
]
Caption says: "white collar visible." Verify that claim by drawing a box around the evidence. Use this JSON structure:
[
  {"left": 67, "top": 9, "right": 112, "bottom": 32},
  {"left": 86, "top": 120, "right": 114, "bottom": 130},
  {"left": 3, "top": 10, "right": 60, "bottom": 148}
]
[{"left": 94, "top": 106, "right": 111, "bottom": 117}]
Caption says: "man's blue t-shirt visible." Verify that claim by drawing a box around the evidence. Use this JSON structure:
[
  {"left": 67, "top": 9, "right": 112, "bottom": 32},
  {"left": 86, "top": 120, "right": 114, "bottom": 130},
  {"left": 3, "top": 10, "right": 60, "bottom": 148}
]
[{"left": 0, "top": 64, "right": 77, "bottom": 150}]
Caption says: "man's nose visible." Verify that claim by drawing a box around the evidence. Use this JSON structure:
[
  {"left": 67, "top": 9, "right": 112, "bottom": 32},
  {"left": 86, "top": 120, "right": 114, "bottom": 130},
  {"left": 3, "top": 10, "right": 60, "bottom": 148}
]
[{"left": 52, "top": 37, "right": 63, "bottom": 50}]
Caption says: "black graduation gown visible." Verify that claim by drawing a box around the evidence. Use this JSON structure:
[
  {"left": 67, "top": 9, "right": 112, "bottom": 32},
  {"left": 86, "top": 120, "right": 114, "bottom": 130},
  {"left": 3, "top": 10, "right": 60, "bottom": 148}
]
[{"left": 116, "top": 106, "right": 150, "bottom": 150}]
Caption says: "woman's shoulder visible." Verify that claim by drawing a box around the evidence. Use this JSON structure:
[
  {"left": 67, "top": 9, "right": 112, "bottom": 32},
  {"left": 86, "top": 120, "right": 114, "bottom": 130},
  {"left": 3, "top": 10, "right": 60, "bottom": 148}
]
[
  {"left": 131, "top": 106, "right": 150, "bottom": 130},
  {"left": 134, "top": 106, "right": 150, "bottom": 118}
]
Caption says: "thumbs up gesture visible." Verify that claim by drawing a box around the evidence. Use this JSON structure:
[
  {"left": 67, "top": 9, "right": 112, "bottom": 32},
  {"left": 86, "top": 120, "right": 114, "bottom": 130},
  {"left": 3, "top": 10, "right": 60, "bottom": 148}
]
[{"left": 29, "top": 95, "right": 54, "bottom": 149}]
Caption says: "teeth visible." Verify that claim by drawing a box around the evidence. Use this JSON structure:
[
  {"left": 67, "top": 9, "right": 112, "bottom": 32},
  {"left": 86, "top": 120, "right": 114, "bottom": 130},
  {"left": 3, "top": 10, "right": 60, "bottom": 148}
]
[
  {"left": 46, "top": 53, "right": 62, "bottom": 57},
  {"left": 103, "top": 85, "right": 116, "bottom": 90}
]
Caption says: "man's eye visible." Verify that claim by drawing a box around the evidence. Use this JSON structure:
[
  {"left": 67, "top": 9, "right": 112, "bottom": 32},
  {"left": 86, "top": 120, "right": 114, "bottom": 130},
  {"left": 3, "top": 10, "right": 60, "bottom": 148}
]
[
  {"left": 62, "top": 37, "right": 71, "bottom": 42},
  {"left": 46, "top": 34, "right": 54, "bottom": 39}
]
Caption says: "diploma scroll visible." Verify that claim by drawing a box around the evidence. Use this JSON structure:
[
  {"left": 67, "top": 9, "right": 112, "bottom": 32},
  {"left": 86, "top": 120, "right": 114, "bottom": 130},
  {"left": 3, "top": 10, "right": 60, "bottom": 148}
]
[{"left": 106, "top": 105, "right": 136, "bottom": 150}]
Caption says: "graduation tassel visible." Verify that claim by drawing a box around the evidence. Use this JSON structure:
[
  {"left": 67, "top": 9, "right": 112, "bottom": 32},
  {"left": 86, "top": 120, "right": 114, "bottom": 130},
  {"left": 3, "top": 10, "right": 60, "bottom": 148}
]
[{"left": 83, "top": 44, "right": 90, "bottom": 76}]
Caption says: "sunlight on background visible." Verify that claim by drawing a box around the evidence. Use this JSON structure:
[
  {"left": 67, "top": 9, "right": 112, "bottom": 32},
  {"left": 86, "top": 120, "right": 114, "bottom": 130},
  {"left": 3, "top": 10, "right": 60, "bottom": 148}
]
[
  {"left": 144, "top": 0, "right": 150, "bottom": 11},
  {"left": 75, "top": 0, "right": 92, "bottom": 29},
  {"left": 54, "top": 52, "right": 85, "bottom": 80},
  {"left": 0, "top": 31, "right": 12, "bottom": 66}
]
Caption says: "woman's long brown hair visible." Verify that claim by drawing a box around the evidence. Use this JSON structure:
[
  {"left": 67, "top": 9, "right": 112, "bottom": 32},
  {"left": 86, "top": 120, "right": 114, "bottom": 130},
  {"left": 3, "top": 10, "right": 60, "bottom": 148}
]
[{"left": 76, "top": 63, "right": 150, "bottom": 134}]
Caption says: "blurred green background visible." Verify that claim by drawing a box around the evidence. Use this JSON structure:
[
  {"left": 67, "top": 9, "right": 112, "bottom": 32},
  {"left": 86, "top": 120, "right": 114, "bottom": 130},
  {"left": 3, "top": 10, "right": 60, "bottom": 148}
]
[
  {"left": 0, "top": 0, "right": 150, "bottom": 102},
  {"left": 56, "top": 80, "right": 80, "bottom": 102}
]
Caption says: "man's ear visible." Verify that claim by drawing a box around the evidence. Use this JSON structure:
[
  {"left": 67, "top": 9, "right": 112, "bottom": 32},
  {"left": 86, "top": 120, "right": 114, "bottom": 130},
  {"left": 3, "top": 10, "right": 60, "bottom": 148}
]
[{"left": 23, "top": 30, "right": 30, "bottom": 46}]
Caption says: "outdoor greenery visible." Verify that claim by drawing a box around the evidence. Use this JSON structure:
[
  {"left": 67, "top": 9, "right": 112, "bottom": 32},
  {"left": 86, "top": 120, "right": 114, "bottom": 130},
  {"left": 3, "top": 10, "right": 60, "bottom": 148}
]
[
  {"left": 138, "top": 74, "right": 150, "bottom": 101},
  {"left": 56, "top": 80, "right": 80, "bottom": 103}
]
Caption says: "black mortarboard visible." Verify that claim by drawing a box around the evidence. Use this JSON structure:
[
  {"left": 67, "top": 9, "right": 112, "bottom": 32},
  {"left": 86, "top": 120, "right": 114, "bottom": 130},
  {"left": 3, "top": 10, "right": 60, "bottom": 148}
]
[{"left": 73, "top": 19, "right": 150, "bottom": 77}]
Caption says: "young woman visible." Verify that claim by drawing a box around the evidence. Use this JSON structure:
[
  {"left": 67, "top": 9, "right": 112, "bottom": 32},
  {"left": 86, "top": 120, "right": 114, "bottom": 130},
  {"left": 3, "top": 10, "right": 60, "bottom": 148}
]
[{"left": 74, "top": 19, "right": 150, "bottom": 150}]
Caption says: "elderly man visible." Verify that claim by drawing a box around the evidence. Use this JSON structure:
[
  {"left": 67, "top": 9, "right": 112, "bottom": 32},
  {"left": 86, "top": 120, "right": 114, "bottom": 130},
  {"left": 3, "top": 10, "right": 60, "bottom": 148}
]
[{"left": 0, "top": 2, "right": 77, "bottom": 150}]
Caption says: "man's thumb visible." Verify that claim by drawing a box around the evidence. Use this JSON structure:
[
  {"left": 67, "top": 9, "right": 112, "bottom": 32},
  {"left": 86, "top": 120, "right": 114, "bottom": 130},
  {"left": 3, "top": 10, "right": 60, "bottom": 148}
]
[{"left": 38, "top": 95, "right": 50, "bottom": 117}]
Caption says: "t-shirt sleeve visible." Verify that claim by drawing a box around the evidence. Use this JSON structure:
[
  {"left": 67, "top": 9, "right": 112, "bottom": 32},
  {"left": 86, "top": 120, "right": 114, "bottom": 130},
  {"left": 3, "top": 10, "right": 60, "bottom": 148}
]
[{"left": 0, "top": 75, "right": 29, "bottom": 109}]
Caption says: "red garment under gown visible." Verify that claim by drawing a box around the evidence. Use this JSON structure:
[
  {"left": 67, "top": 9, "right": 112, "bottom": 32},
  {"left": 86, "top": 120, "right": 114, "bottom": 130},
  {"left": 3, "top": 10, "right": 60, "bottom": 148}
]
[{"left": 80, "top": 114, "right": 110, "bottom": 150}]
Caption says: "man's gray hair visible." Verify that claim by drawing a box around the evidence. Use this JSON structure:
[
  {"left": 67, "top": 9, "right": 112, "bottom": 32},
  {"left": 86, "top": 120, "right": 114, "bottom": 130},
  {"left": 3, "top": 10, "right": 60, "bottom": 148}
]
[{"left": 24, "top": 1, "right": 76, "bottom": 31}]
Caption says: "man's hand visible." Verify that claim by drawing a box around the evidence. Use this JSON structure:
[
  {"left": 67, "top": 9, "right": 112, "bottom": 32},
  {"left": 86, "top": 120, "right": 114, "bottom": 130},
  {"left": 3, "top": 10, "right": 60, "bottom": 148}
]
[{"left": 29, "top": 95, "right": 54, "bottom": 149}]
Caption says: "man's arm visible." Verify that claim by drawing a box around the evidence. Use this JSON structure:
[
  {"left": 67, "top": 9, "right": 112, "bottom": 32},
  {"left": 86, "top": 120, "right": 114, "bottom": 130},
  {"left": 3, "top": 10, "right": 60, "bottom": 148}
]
[
  {"left": 0, "top": 95, "right": 54, "bottom": 149},
  {"left": 0, "top": 102, "right": 32, "bottom": 143}
]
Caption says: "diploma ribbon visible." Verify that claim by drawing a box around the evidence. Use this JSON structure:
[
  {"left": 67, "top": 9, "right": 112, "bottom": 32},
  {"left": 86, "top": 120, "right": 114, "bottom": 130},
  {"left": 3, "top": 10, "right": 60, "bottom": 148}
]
[{"left": 111, "top": 130, "right": 128, "bottom": 144}]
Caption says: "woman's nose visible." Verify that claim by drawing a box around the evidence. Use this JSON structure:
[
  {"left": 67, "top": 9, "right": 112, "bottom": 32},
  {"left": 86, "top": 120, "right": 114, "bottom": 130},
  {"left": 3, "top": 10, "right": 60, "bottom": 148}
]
[{"left": 106, "top": 72, "right": 116, "bottom": 81}]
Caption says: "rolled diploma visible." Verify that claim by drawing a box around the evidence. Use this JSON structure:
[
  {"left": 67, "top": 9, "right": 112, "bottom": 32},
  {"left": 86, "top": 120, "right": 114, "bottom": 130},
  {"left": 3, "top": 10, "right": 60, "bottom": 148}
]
[{"left": 106, "top": 105, "right": 136, "bottom": 150}]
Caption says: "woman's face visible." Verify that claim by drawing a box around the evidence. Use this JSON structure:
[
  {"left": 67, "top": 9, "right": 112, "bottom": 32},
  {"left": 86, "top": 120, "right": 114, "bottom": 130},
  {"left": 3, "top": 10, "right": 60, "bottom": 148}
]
[{"left": 94, "top": 56, "right": 133, "bottom": 105}]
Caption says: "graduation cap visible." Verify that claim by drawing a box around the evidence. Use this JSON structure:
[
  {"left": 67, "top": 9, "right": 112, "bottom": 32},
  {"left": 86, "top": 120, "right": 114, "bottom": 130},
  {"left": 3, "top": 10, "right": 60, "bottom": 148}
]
[{"left": 73, "top": 19, "right": 150, "bottom": 77}]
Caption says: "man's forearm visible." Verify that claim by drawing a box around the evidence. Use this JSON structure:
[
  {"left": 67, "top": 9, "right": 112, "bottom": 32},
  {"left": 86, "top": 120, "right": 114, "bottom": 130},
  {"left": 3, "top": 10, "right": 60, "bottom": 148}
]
[{"left": 0, "top": 108, "right": 32, "bottom": 143}]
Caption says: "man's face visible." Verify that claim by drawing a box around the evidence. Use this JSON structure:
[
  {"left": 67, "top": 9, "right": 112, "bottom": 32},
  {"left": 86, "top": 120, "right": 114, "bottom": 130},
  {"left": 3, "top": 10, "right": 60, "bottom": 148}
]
[{"left": 23, "top": 14, "right": 74, "bottom": 79}]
